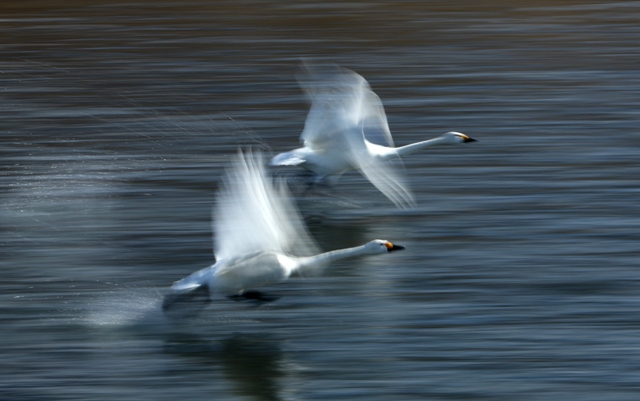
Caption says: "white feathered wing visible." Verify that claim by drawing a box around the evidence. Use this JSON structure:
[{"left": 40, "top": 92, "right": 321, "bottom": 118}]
[
  {"left": 298, "top": 63, "right": 414, "bottom": 208},
  {"left": 213, "top": 149, "right": 319, "bottom": 262}
]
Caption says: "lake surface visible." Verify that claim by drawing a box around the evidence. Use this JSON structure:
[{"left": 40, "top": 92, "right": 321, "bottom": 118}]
[{"left": 2, "top": 1, "right": 640, "bottom": 400}]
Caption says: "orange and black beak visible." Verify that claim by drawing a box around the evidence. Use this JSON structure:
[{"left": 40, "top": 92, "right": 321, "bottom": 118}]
[
  {"left": 384, "top": 242, "right": 405, "bottom": 252},
  {"left": 463, "top": 135, "right": 477, "bottom": 143}
]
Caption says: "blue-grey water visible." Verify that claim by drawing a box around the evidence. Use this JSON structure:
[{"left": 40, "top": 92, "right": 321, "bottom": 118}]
[{"left": 2, "top": 1, "right": 640, "bottom": 400}]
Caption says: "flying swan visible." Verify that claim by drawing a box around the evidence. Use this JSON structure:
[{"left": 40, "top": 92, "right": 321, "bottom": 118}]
[
  {"left": 270, "top": 63, "right": 476, "bottom": 208},
  {"left": 162, "top": 150, "right": 404, "bottom": 314}
]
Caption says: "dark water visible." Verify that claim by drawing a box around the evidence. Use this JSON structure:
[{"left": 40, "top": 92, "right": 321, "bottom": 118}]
[{"left": 2, "top": 1, "right": 640, "bottom": 399}]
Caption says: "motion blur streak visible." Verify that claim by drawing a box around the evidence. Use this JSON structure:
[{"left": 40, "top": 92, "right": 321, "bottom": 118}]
[{"left": 1, "top": 1, "right": 640, "bottom": 400}]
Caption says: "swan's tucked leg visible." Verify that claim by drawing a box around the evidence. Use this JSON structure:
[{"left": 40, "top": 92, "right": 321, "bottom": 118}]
[
  {"left": 162, "top": 285, "right": 211, "bottom": 318},
  {"left": 321, "top": 173, "right": 344, "bottom": 187},
  {"left": 227, "top": 290, "right": 281, "bottom": 304},
  {"left": 303, "top": 172, "right": 343, "bottom": 196}
]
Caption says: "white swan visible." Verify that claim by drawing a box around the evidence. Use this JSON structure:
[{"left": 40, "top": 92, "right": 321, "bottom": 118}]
[
  {"left": 270, "top": 63, "right": 476, "bottom": 208},
  {"left": 162, "top": 150, "right": 404, "bottom": 314}
]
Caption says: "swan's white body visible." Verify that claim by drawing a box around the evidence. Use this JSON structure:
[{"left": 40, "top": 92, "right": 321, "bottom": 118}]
[
  {"left": 270, "top": 63, "right": 476, "bottom": 208},
  {"left": 171, "top": 241, "right": 399, "bottom": 297},
  {"left": 164, "top": 150, "right": 404, "bottom": 309}
]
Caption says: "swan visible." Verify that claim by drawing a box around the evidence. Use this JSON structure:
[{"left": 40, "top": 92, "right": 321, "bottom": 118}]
[
  {"left": 162, "top": 150, "right": 404, "bottom": 314},
  {"left": 270, "top": 62, "right": 476, "bottom": 208}
]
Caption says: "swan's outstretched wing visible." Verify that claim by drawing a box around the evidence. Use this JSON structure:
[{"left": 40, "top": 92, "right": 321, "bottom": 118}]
[
  {"left": 297, "top": 63, "right": 362, "bottom": 151},
  {"left": 213, "top": 150, "right": 319, "bottom": 261},
  {"left": 354, "top": 154, "right": 415, "bottom": 209},
  {"left": 360, "top": 86, "right": 395, "bottom": 148},
  {"left": 297, "top": 63, "right": 393, "bottom": 148},
  {"left": 343, "top": 131, "right": 415, "bottom": 209},
  {"left": 299, "top": 63, "right": 412, "bottom": 207}
]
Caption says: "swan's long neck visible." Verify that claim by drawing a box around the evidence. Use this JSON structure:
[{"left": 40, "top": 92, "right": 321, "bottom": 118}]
[
  {"left": 394, "top": 136, "right": 451, "bottom": 157},
  {"left": 296, "top": 245, "right": 369, "bottom": 273}
]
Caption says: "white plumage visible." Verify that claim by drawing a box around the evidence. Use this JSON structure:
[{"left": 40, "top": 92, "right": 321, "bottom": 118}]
[
  {"left": 163, "top": 150, "right": 404, "bottom": 313},
  {"left": 271, "top": 63, "right": 476, "bottom": 208}
]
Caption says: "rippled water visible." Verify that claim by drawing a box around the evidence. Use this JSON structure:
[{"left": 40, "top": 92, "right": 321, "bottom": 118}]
[{"left": 2, "top": 1, "right": 640, "bottom": 400}]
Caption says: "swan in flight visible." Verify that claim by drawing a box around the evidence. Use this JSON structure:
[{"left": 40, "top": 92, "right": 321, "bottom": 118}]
[
  {"left": 270, "top": 63, "right": 476, "bottom": 208},
  {"left": 162, "top": 150, "right": 404, "bottom": 315}
]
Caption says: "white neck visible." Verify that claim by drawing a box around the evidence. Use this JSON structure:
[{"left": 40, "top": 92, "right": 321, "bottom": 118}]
[
  {"left": 296, "top": 244, "right": 370, "bottom": 274},
  {"left": 394, "top": 136, "right": 452, "bottom": 157}
]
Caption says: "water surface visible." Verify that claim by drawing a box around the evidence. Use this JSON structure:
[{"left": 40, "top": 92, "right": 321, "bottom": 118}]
[{"left": 2, "top": 1, "right": 640, "bottom": 400}]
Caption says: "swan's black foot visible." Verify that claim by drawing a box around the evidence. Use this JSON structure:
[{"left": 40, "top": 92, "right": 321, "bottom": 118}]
[
  {"left": 162, "top": 285, "right": 211, "bottom": 318},
  {"left": 227, "top": 290, "right": 280, "bottom": 304}
]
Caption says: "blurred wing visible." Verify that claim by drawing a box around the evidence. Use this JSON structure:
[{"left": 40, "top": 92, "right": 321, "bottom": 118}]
[
  {"left": 213, "top": 150, "right": 319, "bottom": 260},
  {"left": 297, "top": 63, "right": 367, "bottom": 151},
  {"left": 357, "top": 158, "right": 415, "bottom": 209},
  {"left": 296, "top": 62, "right": 410, "bottom": 207},
  {"left": 298, "top": 62, "right": 395, "bottom": 150},
  {"left": 360, "top": 89, "right": 395, "bottom": 148},
  {"left": 345, "top": 135, "right": 414, "bottom": 209}
]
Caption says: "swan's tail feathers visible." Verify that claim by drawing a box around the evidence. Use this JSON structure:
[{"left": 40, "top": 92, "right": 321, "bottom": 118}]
[
  {"left": 227, "top": 290, "right": 280, "bottom": 305},
  {"left": 270, "top": 152, "right": 306, "bottom": 167},
  {"left": 162, "top": 284, "right": 211, "bottom": 318}
]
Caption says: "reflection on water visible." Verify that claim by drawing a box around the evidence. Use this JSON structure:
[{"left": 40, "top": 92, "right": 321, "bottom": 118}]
[
  {"left": 165, "top": 333, "right": 288, "bottom": 401},
  {"left": 2, "top": 1, "right": 640, "bottom": 400},
  {"left": 219, "top": 335, "right": 285, "bottom": 401}
]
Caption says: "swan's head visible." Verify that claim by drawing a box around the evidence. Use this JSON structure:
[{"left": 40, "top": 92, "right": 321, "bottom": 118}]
[
  {"left": 364, "top": 239, "right": 405, "bottom": 254},
  {"left": 441, "top": 132, "right": 477, "bottom": 144}
]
